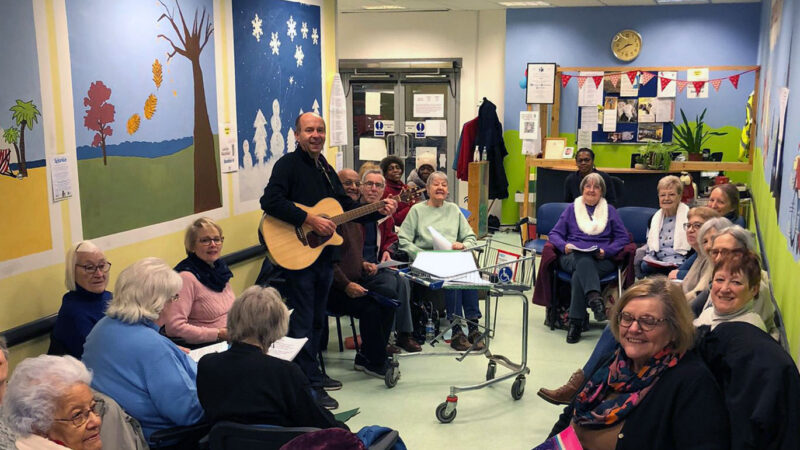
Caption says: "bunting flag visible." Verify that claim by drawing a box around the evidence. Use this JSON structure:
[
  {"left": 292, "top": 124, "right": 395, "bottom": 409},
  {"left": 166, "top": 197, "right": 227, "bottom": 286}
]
[
  {"left": 626, "top": 70, "right": 638, "bottom": 84},
  {"left": 692, "top": 80, "right": 706, "bottom": 94},
  {"left": 577, "top": 76, "right": 587, "bottom": 89},
  {"left": 593, "top": 75, "right": 603, "bottom": 88},
  {"left": 729, "top": 74, "right": 740, "bottom": 89},
  {"left": 677, "top": 80, "right": 688, "bottom": 93},
  {"left": 608, "top": 73, "right": 620, "bottom": 87},
  {"left": 639, "top": 71, "right": 655, "bottom": 86},
  {"left": 711, "top": 79, "right": 722, "bottom": 92},
  {"left": 561, "top": 74, "right": 572, "bottom": 87},
  {"left": 660, "top": 75, "right": 673, "bottom": 91}
]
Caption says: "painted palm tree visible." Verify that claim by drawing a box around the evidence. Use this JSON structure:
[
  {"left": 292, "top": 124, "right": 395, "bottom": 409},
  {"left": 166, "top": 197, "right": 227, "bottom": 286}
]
[
  {"left": 2, "top": 127, "right": 20, "bottom": 177},
  {"left": 9, "top": 100, "right": 41, "bottom": 177}
]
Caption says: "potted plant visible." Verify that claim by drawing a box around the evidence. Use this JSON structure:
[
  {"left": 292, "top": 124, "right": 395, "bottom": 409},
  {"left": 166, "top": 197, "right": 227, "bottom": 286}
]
[
  {"left": 672, "top": 108, "right": 727, "bottom": 161},
  {"left": 642, "top": 143, "right": 672, "bottom": 171}
]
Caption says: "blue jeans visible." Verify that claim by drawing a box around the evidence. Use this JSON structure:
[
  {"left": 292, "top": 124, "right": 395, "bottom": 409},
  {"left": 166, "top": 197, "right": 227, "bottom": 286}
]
[
  {"left": 582, "top": 325, "right": 618, "bottom": 374},
  {"left": 445, "top": 290, "right": 481, "bottom": 321}
]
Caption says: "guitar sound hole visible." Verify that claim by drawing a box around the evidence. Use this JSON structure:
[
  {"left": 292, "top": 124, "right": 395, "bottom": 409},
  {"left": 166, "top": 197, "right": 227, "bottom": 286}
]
[{"left": 306, "top": 231, "right": 332, "bottom": 249}]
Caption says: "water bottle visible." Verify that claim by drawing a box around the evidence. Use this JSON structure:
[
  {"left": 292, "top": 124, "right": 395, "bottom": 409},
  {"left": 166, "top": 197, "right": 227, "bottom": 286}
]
[
  {"left": 481, "top": 146, "right": 487, "bottom": 161},
  {"left": 425, "top": 317, "right": 435, "bottom": 341},
  {"left": 473, "top": 145, "right": 480, "bottom": 162}
]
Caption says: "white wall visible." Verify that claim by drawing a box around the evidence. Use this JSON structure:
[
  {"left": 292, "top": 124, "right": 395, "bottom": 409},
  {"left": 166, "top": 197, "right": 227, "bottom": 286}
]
[{"left": 337, "top": 9, "right": 506, "bottom": 209}]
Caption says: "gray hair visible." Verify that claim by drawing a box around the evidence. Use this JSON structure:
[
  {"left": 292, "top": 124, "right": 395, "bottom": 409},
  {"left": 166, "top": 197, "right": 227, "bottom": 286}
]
[
  {"left": 106, "top": 257, "right": 183, "bottom": 323},
  {"left": 184, "top": 217, "right": 223, "bottom": 254},
  {"left": 714, "top": 225, "right": 758, "bottom": 254},
  {"left": 579, "top": 172, "right": 606, "bottom": 197},
  {"left": 657, "top": 175, "right": 684, "bottom": 196},
  {"left": 361, "top": 169, "right": 384, "bottom": 183},
  {"left": 3, "top": 355, "right": 92, "bottom": 436},
  {"left": 64, "top": 240, "right": 103, "bottom": 291},
  {"left": 0, "top": 336, "right": 7, "bottom": 362},
  {"left": 697, "top": 217, "right": 733, "bottom": 258},
  {"left": 227, "top": 286, "right": 289, "bottom": 351},
  {"left": 426, "top": 171, "right": 448, "bottom": 189}
]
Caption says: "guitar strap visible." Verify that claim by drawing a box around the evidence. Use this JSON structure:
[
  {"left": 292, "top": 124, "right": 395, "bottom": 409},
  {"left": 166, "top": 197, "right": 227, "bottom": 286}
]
[{"left": 315, "top": 156, "right": 336, "bottom": 193}]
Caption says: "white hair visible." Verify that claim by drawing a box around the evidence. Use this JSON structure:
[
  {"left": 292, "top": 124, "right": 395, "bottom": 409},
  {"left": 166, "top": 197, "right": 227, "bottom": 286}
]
[
  {"left": 426, "top": 171, "right": 448, "bottom": 189},
  {"left": 64, "top": 240, "right": 103, "bottom": 291},
  {"left": 227, "top": 286, "right": 289, "bottom": 351},
  {"left": 714, "top": 224, "right": 758, "bottom": 254},
  {"left": 697, "top": 217, "right": 733, "bottom": 258},
  {"left": 361, "top": 169, "right": 384, "bottom": 183},
  {"left": 106, "top": 257, "right": 183, "bottom": 323},
  {"left": 2, "top": 355, "right": 92, "bottom": 436}
]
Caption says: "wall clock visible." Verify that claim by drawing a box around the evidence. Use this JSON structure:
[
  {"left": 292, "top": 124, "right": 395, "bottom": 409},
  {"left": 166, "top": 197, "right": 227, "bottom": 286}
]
[{"left": 611, "top": 29, "right": 642, "bottom": 62}]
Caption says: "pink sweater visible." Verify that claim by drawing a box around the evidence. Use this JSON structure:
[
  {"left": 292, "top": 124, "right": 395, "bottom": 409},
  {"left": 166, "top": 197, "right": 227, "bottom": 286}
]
[{"left": 158, "top": 271, "right": 235, "bottom": 344}]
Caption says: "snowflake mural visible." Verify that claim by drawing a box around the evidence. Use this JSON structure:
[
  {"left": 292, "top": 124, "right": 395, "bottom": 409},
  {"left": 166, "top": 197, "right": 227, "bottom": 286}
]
[
  {"left": 289, "top": 76, "right": 294, "bottom": 85},
  {"left": 269, "top": 32, "right": 280, "bottom": 55},
  {"left": 287, "top": 15, "right": 297, "bottom": 41},
  {"left": 294, "top": 45, "right": 304, "bottom": 67},
  {"left": 301, "top": 22, "right": 308, "bottom": 39},
  {"left": 311, "top": 28, "right": 319, "bottom": 45},
  {"left": 251, "top": 13, "right": 263, "bottom": 41}
]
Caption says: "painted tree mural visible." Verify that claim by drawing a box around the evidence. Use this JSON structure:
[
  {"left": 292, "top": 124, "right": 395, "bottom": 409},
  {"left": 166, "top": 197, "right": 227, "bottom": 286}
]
[
  {"left": 3, "top": 127, "right": 20, "bottom": 177},
  {"left": 9, "top": 99, "right": 40, "bottom": 177},
  {"left": 157, "top": 0, "right": 220, "bottom": 213},
  {"left": 83, "top": 81, "right": 116, "bottom": 166}
]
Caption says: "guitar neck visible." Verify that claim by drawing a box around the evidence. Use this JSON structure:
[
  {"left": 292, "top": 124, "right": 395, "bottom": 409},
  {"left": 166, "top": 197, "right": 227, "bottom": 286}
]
[{"left": 332, "top": 201, "right": 385, "bottom": 226}]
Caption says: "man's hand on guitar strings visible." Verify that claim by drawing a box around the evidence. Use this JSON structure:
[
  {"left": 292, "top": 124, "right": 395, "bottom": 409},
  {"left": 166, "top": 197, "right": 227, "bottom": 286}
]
[
  {"left": 379, "top": 198, "right": 398, "bottom": 216},
  {"left": 304, "top": 214, "right": 336, "bottom": 236}
]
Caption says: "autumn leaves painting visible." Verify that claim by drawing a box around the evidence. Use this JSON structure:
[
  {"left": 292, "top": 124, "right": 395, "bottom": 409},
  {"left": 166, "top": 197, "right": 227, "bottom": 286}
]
[{"left": 67, "top": 0, "right": 221, "bottom": 238}]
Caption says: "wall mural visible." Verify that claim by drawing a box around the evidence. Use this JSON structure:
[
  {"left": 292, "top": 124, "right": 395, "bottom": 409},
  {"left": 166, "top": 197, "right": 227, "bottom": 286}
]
[
  {"left": 66, "top": 0, "right": 221, "bottom": 239},
  {"left": 0, "top": 0, "right": 52, "bottom": 262},
  {"left": 232, "top": 0, "right": 322, "bottom": 202}
]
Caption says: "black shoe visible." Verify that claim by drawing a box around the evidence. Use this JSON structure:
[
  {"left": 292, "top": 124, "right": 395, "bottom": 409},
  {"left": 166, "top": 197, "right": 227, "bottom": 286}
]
[
  {"left": 587, "top": 295, "right": 607, "bottom": 322},
  {"left": 566, "top": 320, "right": 582, "bottom": 344},
  {"left": 321, "top": 375, "right": 342, "bottom": 391},
  {"left": 354, "top": 353, "right": 388, "bottom": 378},
  {"left": 313, "top": 387, "right": 339, "bottom": 410}
]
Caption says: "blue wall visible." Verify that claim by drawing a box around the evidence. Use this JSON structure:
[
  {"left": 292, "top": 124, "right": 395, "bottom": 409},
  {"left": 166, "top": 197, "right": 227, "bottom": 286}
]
[{"left": 504, "top": 4, "right": 761, "bottom": 133}]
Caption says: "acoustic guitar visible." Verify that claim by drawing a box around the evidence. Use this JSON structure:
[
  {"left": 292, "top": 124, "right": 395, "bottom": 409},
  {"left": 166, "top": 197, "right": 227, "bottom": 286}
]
[{"left": 260, "top": 187, "right": 424, "bottom": 270}]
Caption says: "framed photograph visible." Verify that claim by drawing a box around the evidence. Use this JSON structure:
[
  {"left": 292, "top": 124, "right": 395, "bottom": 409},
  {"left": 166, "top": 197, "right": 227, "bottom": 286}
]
[
  {"left": 562, "top": 146, "right": 575, "bottom": 159},
  {"left": 543, "top": 137, "right": 567, "bottom": 159},
  {"left": 526, "top": 63, "right": 557, "bottom": 105}
]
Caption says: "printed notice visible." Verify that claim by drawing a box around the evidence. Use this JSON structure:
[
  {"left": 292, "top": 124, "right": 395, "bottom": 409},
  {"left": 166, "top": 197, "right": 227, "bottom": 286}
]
[
  {"left": 51, "top": 155, "right": 73, "bottom": 201},
  {"left": 413, "top": 94, "right": 444, "bottom": 118},
  {"left": 602, "top": 97, "right": 618, "bottom": 132},
  {"left": 657, "top": 71, "right": 677, "bottom": 98},
  {"left": 329, "top": 74, "right": 348, "bottom": 146},
  {"left": 578, "top": 71, "right": 603, "bottom": 107},
  {"left": 580, "top": 107, "right": 598, "bottom": 131},
  {"left": 519, "top": 111, "right": 540, "bottom": 139},
  {"left": 526, "top": 63, "right": 556, "bottom": 104},
  {"left": 577, "top": 130, "right": 593, "bottom": 150}
]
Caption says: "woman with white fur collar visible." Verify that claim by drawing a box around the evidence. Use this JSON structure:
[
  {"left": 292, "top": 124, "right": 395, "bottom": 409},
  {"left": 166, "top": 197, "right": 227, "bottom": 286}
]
[{"left": 640, "top": 176, "right": 690, "bottom": 277}]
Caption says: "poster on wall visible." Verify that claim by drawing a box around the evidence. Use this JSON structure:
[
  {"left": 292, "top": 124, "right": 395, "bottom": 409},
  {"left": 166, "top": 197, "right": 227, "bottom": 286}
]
[
  {"left": 657, "top": 71, "right": 677, "bottom": 98},
  {"left": 526, "top": 63, "right": 556, "bottom": 104},
  {"left": 578, "top": 71, "right": 603, "bottom": 107},
  {"left": 232, "top": 0, "right": 323, "bottom": 203},
  {"left": 66, "top": 0, "right": 221, "bottom": 240},
  {"left": 687, "top": 68, "right": 709, "bottom": 99}
]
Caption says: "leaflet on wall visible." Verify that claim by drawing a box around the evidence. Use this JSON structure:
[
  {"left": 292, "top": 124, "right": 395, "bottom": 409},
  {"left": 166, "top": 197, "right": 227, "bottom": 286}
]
[
  {"left": 620, "top": 73, "right": 640, "bottom": 97},
  {"left": 425, "top": 119, "right": 447, "bottom": 137},
  {"left": 603, "top": 97, "right": 618, "bottom": 132},
  {"left": 578, "top": 71, "right": 603, "bottom": 107},
  {"left": 51, "top": 156, "right": 73, "bottom": 202},
  {"left": 577, "top": 130, "right": 592, "bottom": 150},
  {"left": 526, "top": 63, "right": 556, "bottom": 104},
  {"left": 655, "top": 98, "right": 675, "bottom": 122},
  {"left": 687, "top": 68, "right": 709, "bottom": 99},
  {"left": 637, "top": 98, "right": 655, "bottom": 123},
  {"left": 657, "top": 71, "right": 677, "bottom": 97},
  {"left": 359, "top": 137, "right": 387, "bottom": 160},
  {"left": 413, "top": 94, "right": 444, "bottom": 118},
  {"left": 519, "top": 111, "right": 540, "bottom": 139},
  {"left": 580, "top": 107, "right": 598, "bottom": 131},
  {"left": 329, "top": 74, "right": 349, "bottom": 147}
]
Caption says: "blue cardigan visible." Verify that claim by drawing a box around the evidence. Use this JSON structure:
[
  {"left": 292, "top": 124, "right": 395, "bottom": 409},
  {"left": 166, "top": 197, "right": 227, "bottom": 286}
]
[
  {"left": 51, "top": 286, "right": 111, "bottom": 359},
  {"left": 82, "top": 316, "right": 205, "bottom": 442}
]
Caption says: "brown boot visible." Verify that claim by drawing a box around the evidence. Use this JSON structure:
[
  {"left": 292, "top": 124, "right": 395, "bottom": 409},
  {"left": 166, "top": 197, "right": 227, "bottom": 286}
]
[{"left": 537, "top": 369, "right": 585, "bottom": 405}]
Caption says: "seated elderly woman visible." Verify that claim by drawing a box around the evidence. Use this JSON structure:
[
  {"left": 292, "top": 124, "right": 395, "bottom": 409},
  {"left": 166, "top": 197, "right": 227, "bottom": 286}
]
[
  {"left": 639, "top": 175, "right": 690, "bottom": 276},
  {"left": 546, "top": 277, "right": 729, "bottom": 449},
  {"left": 380, "top": 155, "right": 416, "bottom": 226},
  {"left": 548, "top": 172, "right": 630, "bottom": 344},
  {"left": 158, "top": 217, "right": 235, "bottom": 345},
  {"left": 667, "top": 207, "right": 719, "bottom": 281},
  {"left": 50, "top": 241, "right": 112, "bottom": 359},
  {"left": 399, "top": 171, "right": 483, "bottom": 351},
  {"left": 682, "top": 216, "right": 731, "bottom": 303},
  {"left": 707, "top": 183, "right": 745, "bottom": 226},
  {"left": 3, "top": 355, "right": 102, "bottom": 449},
  {"left": 197, "top": 285, "right": 346, "bottom": 429},
  {"left": 82, "top": 257, "right": 205, "bottom": 443}
]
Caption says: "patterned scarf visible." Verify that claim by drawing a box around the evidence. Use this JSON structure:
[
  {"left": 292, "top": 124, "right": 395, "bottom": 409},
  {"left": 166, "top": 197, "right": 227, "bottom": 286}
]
[
  {"left": 573, "top": 345, "right": 684, "bottom": 427},
  {"left": 174, "top": 253, "right": 233, "bottom": 293}
]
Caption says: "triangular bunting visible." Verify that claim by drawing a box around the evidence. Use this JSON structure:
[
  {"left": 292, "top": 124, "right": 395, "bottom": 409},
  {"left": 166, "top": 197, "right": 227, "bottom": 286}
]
[
  {"left": 626, "top": 70, "right": 638, "bottom": 84},
  {"left": 660, "top": 76, "right": 673, "bottom": 91},
  {"left": 608, "top": 73, "right": 620, "bottom": 88},
  {"left": 593, "top": 75, "right": 603, "bottom": 88},
  {"left": 677, "top": 80, "right": 688, "bottom": 93},
  {"left": 729, "top": 74, "right": 740, "bottom": 89},
  {"left": 577, "top": 76, "right": 587, "bottom": 89},
  {"left": 561, "top": 74, "right": 572, "bottom": 87},
  {"left": 711, "top": 79, "right": 722, "bottom": 92},
  {"left": 640, "top": 71, "right": 655, "bottom": 86},
  {"left": 692, "top": 80, "right": 706, "bottom": 94}
]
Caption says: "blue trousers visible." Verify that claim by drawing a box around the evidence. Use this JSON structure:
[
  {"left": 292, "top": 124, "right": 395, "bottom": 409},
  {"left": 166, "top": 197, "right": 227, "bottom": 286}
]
[{"left": 445, "top": 289, "right": 481, "bottom": 321}]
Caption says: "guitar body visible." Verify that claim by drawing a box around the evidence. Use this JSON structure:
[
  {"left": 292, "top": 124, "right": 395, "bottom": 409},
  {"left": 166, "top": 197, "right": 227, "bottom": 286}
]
[{"left": 260, "top": 197, "right": 345, "bottom": 270}]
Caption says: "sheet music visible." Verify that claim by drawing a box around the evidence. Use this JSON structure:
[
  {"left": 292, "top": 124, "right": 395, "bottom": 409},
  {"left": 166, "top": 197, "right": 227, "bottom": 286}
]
[
  {"left": 376, "top": 259, "right": 407, "bottom": 269},
  {"left": 188, "top": 341, "right": 229, "bottom": 362},
  {"left": 187, "top": 335, "right": 307, "bottom": 363},
  {"left": 428, "top": 226, "right": 452, "bottom": 251}
]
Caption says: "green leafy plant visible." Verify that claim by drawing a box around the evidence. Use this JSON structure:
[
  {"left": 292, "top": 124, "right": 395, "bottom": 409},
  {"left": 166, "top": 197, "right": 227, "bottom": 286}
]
[
  {"left": 672, "top": 108, "right": 727, "bottom": 155},
  {"left": 639, "top": 143, "right": 672, "bottom": 171}
]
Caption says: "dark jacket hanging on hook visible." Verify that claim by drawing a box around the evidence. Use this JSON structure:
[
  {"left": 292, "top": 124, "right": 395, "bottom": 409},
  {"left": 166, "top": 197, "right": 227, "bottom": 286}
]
[{"left": 456, "top": 98, "right": 509, "bottom": 199}]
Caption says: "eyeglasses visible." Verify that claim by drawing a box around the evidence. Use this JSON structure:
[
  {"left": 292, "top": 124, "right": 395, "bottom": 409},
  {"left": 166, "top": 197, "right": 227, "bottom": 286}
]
[
  {"left": 54, "top": 399, "right": 104, "bottom": 428},
  {"left": 658, "top": 192, "right": 678, "bottom": 199},
  {"left": 198, "top": 237, "right": 224, "bottom": 246},
  {"left": 75, "top": 262, "right": 111, "bottom": 274},
  {"left": 362, "top": 181, "right": 385, "bottom": 188},
  {"left": 683, "top": 222, "right": 703, "bottom": 231},
  {"left": 617, "top": 311, "right": 667, "bottom": 332},
  {"left": 710, "top": 248, "right": 744, "bottom": 258},
  {"left": 342, "top": 180, "right": 361, "bottom": 187}
]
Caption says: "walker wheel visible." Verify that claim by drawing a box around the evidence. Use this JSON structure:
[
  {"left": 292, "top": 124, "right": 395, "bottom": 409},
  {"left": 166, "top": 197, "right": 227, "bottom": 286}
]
[
  {"left": 435, "top": 402, "right": 457, "bottom": 423},
  {"left": 385, "top": 365, "right": 400, "bottom": 388},
  {"left": 486, "top": 361, "right": 497, "bottom": 381},
  {"left": 511, "top": 375, "right": 526, "bottom": 400}
]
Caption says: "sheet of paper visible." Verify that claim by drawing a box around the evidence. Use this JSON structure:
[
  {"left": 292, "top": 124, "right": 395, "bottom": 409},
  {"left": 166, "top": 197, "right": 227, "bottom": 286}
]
[
  {"left": 526, "top": 63, "right": 556, "bottom": 104},
  {"left": 365, "top": 92, "right": 381, "bottom": 115},
  {"left": 413, "top": 94, "right": 444, "bottom": 118},
  {"left": 578, "top": 71, "right": 603, "bottom": 107},
  {"left": 580, "top": 107, "right": 598, "bottom": 131},
  {"left": 643, "top": 255, "right": 678, "bottom": 268},
  {"left": 50, "top": 155, "right": 73, "bottom": 201},
  {"left": 602, "top": 97, "right": 618, "bottom": 132},
  {"left": 376, "top": 259, "right": 407, "bottom": 269},
  {"left": 521, "top": 138, "right": 540, "bottom": 156},
  {"left": 268, "top": 336, "right": 308, "bottom": 361},
  {"left": 335, "top": 150, "right": 343, "bottom": 172},
  {"left": 637, "top": 98, "right": 655, "bottom": 123},
  {"left": 577, "top": 130, "right": 593, "bottom": 150},
  {"left": 188, "top": 341, "right": 229, "bottom": 362},
  {"left": 329, "top": 74, "right": 348, "bottom": 146},
  {"left": 654, "top": 98, "right": 675, "bottom": 122},
  {"left": 687, "top": 68, "right": 709, "bottom": 99},
  {"left": 657, "top": 71, "right": 677, "bottom": 98},
  {"left": 620, "top": 73, "right": 639, "bottom": 97},
  {"left": 778, "top": 87, "right": 790, "bottom": 139},
  {"left": 571, "top": 245, "right": 598, "bottom": 253},
  {"left": 412, "top": 251, "right": 479, "bottom": 279},
  {"left": 425, "top": 119, "right": 447, "bottom": 137},
  {"left": 519, "top": 111, "right": 540, "bottom": 139},
  {"left": 359, "top": 137, "right": 387, "bottom": 160},
  {"left": 427, "top": 226, "right": 453, "bottom": 251}
]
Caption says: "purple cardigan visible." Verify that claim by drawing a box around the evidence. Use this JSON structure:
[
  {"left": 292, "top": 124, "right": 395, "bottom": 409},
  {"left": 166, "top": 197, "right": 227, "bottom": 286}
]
[{"left": 548, "top": 203, "right": 630, "bottom": 257}]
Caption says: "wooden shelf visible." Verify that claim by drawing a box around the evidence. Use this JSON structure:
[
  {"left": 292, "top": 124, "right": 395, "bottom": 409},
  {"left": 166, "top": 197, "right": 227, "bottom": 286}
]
[{"left": 524, "top": 156, "right": 753, "bottom": 173}]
